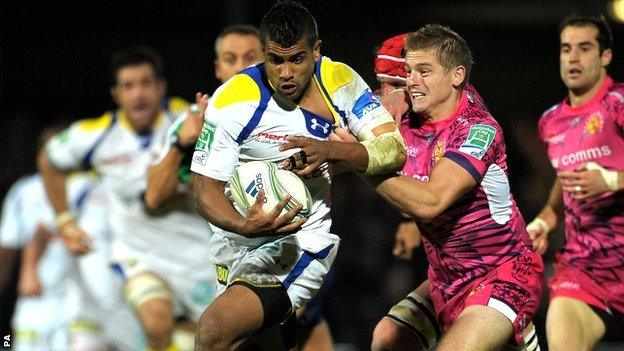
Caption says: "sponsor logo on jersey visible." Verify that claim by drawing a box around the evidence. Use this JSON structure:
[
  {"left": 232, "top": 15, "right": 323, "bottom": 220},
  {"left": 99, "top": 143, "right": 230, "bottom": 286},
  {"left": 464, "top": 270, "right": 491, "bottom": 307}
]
[
  {"left": 192, "top": 150, "right": 208, "bottom": 166},
  {"left": 196, "top": 120, "right": 216, "bottom": 151},
  {"left": 306, "top": 117, "right": 332, "bottom": 138},
  {"left": 458, "top": 124, "right": 496, "bottom": 160},
  {"left": 352, "top": 89, "right": 381, "bottom": 119},
  {"left": 550, "top": 145, "right": 611, "bottom": 168},
  {"left": 583, "top": 112, "right": 603, "bottom": 135},
  {"left": 253, "top": 131, "right": 289, "bottom": 143}
]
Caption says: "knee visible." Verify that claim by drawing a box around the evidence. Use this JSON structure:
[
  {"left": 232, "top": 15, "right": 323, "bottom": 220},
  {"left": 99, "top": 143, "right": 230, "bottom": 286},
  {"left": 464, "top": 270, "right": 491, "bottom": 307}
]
[{"left": 195, "top": 313, "right": 230, "bottom": 351}]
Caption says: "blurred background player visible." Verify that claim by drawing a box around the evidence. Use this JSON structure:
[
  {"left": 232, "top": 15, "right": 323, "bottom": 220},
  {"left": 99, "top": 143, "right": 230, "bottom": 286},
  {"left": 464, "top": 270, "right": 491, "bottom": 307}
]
[
  {"left": 369, "top": 25, "right": 544, "bottom": 350},
  {"left": 38, "top": 46, "right": 214, "bottom": 351},
  {"left": 190, "top": 1, "right": 405, "bottom": 349},
  {"left": 526, "top": 14, "right": 624, "bottom": 351}
]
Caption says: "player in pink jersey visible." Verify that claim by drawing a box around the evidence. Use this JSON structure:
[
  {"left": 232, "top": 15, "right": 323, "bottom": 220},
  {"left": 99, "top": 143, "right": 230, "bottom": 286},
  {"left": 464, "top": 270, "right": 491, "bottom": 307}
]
[
  {"left": 526, "top": 15, "right": 624, "bottom": 351},
  {"left": 368, "top": 25, "right": 544, "bottom": 350}
]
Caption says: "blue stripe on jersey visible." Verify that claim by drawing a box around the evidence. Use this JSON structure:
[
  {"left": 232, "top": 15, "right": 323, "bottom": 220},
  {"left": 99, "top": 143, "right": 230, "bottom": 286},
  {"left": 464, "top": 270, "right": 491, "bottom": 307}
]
[
  {"left": 110, "top": 263, "right": 126, "bottom": 280},
  {"left": 81, "top": 112, "right": 118, "bottom": 170},
  {"left": 283, "top": 244, "right": 334, "bottom": 290},
  {"left": 235, "top": 65, "right": 272, "bottom": 145},
  {"left": 314, "top": 58, "right": 347, "bottom": 125},
  {"left": 74, "top": 185, "right": 93, "bottom": 210},
  {"left": 444, "top": 151, "right": 483, "bottom": 182}
]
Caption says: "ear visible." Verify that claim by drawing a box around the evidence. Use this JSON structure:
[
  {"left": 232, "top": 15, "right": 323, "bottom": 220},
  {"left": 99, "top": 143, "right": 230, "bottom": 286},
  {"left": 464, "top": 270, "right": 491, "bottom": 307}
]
[
  {"left": 313, "top": 39, "right": 322, "bottom": 60},
  {"left": 452, "top": 66, "right": 467, "bottom": 88},
  {"left": 601, "top": 48, "right": 612, "bottom": 67}
]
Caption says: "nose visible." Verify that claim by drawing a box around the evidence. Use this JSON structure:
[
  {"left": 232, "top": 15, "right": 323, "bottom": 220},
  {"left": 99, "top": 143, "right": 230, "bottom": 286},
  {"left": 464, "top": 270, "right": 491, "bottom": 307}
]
[
  {"left": 278, "top": 63, "right": 294, "bottom": 81},
  {"left": 569, "top": 47, "right": 580, "bottom": 62},
  {"left": 406, "top": 71, "right": 421, "bottom": 87}
]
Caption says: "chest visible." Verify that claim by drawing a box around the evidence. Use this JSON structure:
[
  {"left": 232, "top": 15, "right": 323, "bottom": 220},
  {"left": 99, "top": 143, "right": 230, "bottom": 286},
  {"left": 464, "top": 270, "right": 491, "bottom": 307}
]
[
  {"left": 240, "top": 101, "right": 333, "bottom": 161},
  {"left": 544, "top": 109, "right": 624, "bottom": 170},
  {"left": 401, "top": 127, "right": 453, "bottom": 180}
]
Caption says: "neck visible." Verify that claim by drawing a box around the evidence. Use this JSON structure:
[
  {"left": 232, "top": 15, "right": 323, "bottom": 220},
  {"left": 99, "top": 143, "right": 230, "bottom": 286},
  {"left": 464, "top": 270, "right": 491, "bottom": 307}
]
[
  {"left": 568, "top": 72, "right": 607, "bottom": 107},
  {"left": 425, "top": 90, "right": 462, "bottom": 121}
]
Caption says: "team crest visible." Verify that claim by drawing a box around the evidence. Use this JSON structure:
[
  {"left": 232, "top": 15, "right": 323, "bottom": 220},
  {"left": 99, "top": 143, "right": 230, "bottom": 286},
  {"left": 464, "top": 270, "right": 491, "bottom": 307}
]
[
  {"left": 196, "top": 120, "right": 216, "bottom": 152},
  {"left": 583, "top": 112, "right": 603, "bottom": 135},
  {"left": 433, "top": 140, "right": 445, "bottom": 163}
]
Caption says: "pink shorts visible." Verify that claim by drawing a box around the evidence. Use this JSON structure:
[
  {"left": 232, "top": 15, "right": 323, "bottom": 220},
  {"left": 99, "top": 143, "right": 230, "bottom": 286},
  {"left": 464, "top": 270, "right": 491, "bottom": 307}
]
[
  {"left": 549, "top": 261, "right": 624, "bottom": 317},
  {"left": 431, "top": 249, "right": 544, "bottom": 345}
]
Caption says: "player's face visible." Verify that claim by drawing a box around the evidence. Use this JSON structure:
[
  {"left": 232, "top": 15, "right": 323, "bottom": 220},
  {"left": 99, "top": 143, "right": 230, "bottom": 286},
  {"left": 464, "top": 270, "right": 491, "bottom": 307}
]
[
  {"left": 215, "top": 33, "right": 262, "bottom": 83},
  {"left": 559, "top": 25, "right": 611, "bottom": 94},
  {"left": 264, "top": 37, "right": 320, "bottom": 102},
  {"left": 377, "top": 76, "right": 406, "bottom": 95},
  {"left": 112, "top": 63, "right": 165, "bottom": 133},
  {"left": 405, "top": 49, "right": 463, "bottom": 120}
]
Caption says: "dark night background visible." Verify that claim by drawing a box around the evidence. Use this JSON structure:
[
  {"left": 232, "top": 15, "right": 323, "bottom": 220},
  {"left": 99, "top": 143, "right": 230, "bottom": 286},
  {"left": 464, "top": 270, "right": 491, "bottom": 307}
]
[{"left": 2, "top": 0, "right": 623, "bottom": 349}]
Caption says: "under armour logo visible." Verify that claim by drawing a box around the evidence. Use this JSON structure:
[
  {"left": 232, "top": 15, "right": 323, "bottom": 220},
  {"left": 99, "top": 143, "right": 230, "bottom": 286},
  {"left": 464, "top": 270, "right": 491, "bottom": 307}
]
[{"left": 310, "top": 118, "right": 330, "bottom": 134}]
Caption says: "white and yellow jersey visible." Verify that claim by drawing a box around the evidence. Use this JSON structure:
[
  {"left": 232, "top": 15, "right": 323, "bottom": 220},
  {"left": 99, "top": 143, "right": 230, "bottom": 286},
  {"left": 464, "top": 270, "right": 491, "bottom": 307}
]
[
  {"left": 190, "top": 56, "right": 388, "bottom": 246},
  {"left": 45, "top": 109, "right": 212, "bottom": 263}
]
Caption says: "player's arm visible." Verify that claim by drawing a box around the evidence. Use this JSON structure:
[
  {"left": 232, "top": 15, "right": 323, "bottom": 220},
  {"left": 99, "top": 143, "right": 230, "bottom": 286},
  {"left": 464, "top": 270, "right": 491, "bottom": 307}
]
[
  {"left": 526, "top": 179, "right": 564, "bottom": 254},
  {"left": 145, "top": 93, "right": 208, "bottom": 210},
  {"left": 17, "top": 224, "right": 53, "bottom": 297},
  {"left": 193, "top": 175, "right": 304, "bottom": 237},
  {"left": 372, "top": 157, "right": 476, "bottom": 222},
  {"left": 37, "top": 131, "right": 91, "bottom": 254}
]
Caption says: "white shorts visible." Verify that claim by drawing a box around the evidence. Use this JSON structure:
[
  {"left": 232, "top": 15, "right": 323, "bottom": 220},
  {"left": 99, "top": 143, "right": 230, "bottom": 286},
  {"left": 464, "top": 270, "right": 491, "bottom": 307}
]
[
  {"left": 210, "top": 230, "right": 340, "bottom": 310},
  {"left": 110, "top": 240, "right": 217, "bottom": 322},
  {"left": 12, "top": 293, "right": 73, "bottom": 351}
]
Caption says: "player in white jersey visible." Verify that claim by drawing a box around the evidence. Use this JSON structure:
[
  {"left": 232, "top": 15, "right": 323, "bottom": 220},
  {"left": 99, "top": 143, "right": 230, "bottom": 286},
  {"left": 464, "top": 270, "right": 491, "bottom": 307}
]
[
  {"left": 38, "top": 47, "right": 214, "bottom": 351},
  {"left": 190, "top": 2, "right": 406, "bottom": 350},
  {"left": 0, "top": 171, "right": 94, "bottom": 351}
]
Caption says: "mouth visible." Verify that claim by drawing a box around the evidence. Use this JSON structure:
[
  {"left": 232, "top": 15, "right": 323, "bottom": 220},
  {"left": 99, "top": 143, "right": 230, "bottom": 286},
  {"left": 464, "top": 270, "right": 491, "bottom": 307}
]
[
  {"left": 410, "top": 91, "right": 426, "bottom": 101},
  {"left": 279, "top": 83, "right": 298, "bottom": 97},
  {"left": 567, "top": 68, "right": 582, "bottom": 78}
]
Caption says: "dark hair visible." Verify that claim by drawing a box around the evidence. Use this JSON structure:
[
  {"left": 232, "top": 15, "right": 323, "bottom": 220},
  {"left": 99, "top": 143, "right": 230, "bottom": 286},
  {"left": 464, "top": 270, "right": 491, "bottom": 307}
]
[
  {"left": 405, "top": 24, "right": 473, "bottom": 88},
  {"left": 559, "top": 14, "right": 613, "bottom": 53},
  {"left": 215, "top": 24, "right": 261, "bottom": 55},
  {"left": 110, "top": 46, "right": 165, "bottom": 85},
  {"left": 259, "top": 1, "right": 318, "bottom": 48}
]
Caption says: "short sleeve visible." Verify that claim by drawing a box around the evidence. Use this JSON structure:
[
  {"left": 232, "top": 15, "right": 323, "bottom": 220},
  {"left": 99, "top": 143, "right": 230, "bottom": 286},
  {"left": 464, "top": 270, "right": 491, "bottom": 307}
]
[
  {"left": 443, "top": 120, "right": 503, "bottom": 182},
  {"left": 0, "top": 179, "right": 27, "bottom": 248}
]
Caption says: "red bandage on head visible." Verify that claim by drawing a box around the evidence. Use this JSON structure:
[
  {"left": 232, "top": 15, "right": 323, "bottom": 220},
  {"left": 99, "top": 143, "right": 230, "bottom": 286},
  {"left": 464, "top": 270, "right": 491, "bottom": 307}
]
[{"left": 374, "top": 33, "right": 407, "bottom": 81}]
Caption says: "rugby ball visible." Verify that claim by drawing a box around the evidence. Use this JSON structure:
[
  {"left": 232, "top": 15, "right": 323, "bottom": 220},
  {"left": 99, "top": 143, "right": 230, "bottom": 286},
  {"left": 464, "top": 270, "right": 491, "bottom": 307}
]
[{"left": 229, "top": 161, "right": 312, "bottom": 221}]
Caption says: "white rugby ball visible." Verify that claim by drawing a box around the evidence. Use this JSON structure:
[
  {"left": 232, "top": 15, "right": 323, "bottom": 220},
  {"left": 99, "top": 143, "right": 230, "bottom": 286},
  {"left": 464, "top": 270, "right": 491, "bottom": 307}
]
[{"left": 229, "top": 161, "right": 312, "bottom": 221}]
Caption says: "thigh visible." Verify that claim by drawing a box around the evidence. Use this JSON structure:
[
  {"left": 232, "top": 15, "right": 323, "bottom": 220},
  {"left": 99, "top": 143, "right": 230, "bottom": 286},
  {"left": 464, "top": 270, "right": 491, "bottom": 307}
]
[
  {"left": 199, "top": 284, "right": 265, "bottom": 349},
  {"left": 546, "top": 296, "right": 605, "bottom": 351},
  {"left": 437, "top": 305, "right": 513, "bottom": 351},
  {"left": 372, "top": 317, "right": 427, "bottom": 351}
]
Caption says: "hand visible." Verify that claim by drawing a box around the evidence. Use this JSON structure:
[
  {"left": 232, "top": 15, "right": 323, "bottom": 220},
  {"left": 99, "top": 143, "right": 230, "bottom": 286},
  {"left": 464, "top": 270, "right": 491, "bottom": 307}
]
[
  {"left": 178, "top": 92, "right": 209, "bottom": 147},
  {"left": 393, "top": 220, "right": 422, "bottom": 260},
  {"left": 329, "top": 127, "right": 358, "bottom": 143},
  {"left": 558, "top": 164, "right": 610, "bottom": 200},
  {"left": 59, "top": 220, "right": 92, "bottom": 255},
  {"left": 279, "top": 135, "right": 332, "bottom": 176},
  {"left": 18, "top": 270, "right": 42, "bottom": 297},
  {"left": 380, "top": 89, "right": 410, "bottom": 124},
  {"left": 526, "top": 218, "right": 549, "bottom": 255},
  {"left": 239, "top": 190, "right": 307, "bottom": 237}
]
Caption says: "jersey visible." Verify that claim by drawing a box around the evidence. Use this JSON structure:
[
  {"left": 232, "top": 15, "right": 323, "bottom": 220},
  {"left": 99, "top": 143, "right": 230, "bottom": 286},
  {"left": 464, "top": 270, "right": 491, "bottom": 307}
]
[
  {"left": 399, "top": 90, "right": 538, "bottom": 300},
  {"left": 0, "top": 173, "right": 95, "bottom": 294},
  {"left": 45, "top": 109, "right": 212, "bottom": 264},
  {"left": 538, "top": 76, "right": 624, "bottom": 292},
  {"left": 190, "top": 56, "right": 388, "bottom": 247}
]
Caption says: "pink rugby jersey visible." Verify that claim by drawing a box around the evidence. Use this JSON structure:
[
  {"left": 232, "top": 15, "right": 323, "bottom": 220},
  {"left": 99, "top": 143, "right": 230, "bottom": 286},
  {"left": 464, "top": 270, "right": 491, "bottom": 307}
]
[
  {"left": 538, "top": 76, "right": 624, "bottom": 275},
  {"left": 400, "top": 90, "right": 534, "bottom": 298}
]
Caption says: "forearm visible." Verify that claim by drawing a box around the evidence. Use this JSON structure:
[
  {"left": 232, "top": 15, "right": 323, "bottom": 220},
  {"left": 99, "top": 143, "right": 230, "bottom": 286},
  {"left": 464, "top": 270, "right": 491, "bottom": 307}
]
[
  {"left": 145, "top": 148, "right": 185, "bottom": 210},
  {"left": 20, "top": 234, "right": 48, "bottom": 280},
  {"left": 193, "top": 176, "right": 246, "bottom": 235},
  {"left": 327, "top": 141, "right": 369, "bottom": 173},
  {"left": 37, "top": 150, "right": 70, "bottom": 214},
  {"left": 373, "top": 175, "right": 440, "bottom": 221}
]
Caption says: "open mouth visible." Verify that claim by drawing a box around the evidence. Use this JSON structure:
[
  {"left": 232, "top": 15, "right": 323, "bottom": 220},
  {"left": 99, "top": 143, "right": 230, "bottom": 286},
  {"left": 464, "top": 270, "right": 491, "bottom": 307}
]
[
  {"left": 410, "top": 91, "right": 426, "bottom": 100},
  {"left": 279, "top": 83, "right": 298, "bottom": 96},
  {"left": 568, "top": 68, "right": 582, "bottom": 78}
]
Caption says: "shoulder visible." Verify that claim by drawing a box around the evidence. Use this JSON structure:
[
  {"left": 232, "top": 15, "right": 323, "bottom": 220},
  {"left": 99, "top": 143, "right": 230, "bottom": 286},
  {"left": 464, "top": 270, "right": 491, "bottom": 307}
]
[
  {"left": 317, "top": 56, "right": 358, "bottom": 95},
  {"left": 165, "top": 96, "right": 191, "bottom": 114},
  {"left": 73, "top": 111, "right": 116, "bottom": 133},
  {"left": 539, "top": 102, "right": 563, "bottom": 125},
  {"left": 212, "top": 71, "right": 262, "bottom": 110},
  {"left": 5, "top": 174, "right": 39, "bottom": 202},
  {"left": 605, "top": 81, "right": 624, "bottom": 106}
]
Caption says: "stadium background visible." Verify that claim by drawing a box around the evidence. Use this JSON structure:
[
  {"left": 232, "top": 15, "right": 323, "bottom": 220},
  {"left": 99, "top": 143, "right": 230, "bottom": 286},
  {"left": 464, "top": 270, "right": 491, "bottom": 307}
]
[{"left": 1, "top": 0, "right": 623, "bottom": 349}]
